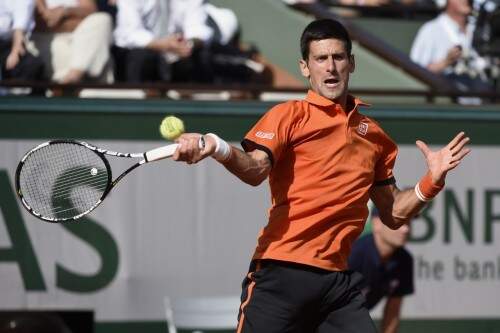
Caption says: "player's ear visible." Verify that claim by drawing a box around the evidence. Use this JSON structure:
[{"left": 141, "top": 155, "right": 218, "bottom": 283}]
[
  {"left": 349, "top": 54, "right": 355, "bottom": 74},
  {"left": 299, "top": 59, "right": 310, "bottom": 78}
]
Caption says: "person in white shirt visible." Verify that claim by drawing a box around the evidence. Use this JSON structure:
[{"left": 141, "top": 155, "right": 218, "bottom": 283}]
[
  {"left": 33, "top": 0, "right": 113, "bottom": 83},
  {"left": 0, "top": 0, "right": 44, "bottom": 82},
  {"left": 113, "top": 0, "right": 231, "bottom": 83},
  {"left": 410, "top": 0, "right": 492, "bottom": 92}
]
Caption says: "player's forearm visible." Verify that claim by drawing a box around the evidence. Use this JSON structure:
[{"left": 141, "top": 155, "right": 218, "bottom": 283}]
[
  {"left": 387, "top": 187, "right": 426, "bottom": 228},
  {"left": 219, "top": 147, "right": 271, "bottom": 186}
]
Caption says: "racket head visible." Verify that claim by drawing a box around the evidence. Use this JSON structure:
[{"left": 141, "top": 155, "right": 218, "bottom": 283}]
[{"left": 15, "top": 140, "right": 112, "bottom": 222}]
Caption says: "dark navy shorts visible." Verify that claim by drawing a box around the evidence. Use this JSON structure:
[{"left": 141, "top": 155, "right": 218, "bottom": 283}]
[{"left": 237, "top": 259, "right": 377, "bottom": 333}]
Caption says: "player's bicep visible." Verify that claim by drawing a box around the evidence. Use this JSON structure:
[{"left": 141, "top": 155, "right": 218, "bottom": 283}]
[
  {"left": 247, "top": 148, "right": 272, "bottom": 174},
  {"left": 223, "top": 147, "right": 271, "bottom": 186}
]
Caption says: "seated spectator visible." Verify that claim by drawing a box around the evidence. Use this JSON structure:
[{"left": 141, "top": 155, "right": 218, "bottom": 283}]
[
  {"left": 348, "top": 206, "right": 414, "bottom": 333},
  {"left": 113, "top": 0, "right": 215, "bottom": 83},
  {"left": 0, "top": 0, "right": 44, "bottom": 83},
  {"left": 32, "top": 0, "right": 113, "bottom": 83},
  {"left": 113, "top": 0, "right": 263, "bottom": 84},
  {"left": 282, "top": 0, "right": 437, "bottom": 18},
  {"left": 410, "top": 0, "right": 492, "bottom": 92}
]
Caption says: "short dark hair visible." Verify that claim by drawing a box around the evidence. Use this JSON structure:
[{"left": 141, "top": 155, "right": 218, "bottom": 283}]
[{"left": 300, "top": 19, "right": 352, "bottom": 60}]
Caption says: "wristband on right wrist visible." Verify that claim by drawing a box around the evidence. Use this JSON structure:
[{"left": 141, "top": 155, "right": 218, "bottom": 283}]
[
  {"left": 206, "top": 133, "right": 231, "bottom": 162},
  {"left": 415, "top": 171, "right": 444, "bottom": 202}
]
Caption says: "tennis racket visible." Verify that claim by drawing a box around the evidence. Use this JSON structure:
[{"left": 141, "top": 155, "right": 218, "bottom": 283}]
[{"left": 15, "top": 139, "right": 183, "bottom": 223}]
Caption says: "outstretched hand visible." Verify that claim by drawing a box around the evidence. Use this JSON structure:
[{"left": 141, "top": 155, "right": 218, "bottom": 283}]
[{"left": 416, "top": 132, "right": 471, "bottom": 185}]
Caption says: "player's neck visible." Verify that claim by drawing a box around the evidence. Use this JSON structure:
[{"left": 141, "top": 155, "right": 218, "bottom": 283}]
[{"left": 333, "top": 95, "right": 349, "bottom": 114}]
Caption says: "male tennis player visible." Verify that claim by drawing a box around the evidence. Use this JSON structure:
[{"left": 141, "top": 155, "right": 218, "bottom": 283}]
[{"left": 172, "top": 18, "right": 470, "bottom": 332}]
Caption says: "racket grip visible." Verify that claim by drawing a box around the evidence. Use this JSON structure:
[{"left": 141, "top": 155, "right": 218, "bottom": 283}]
[{"left": 144, "top": 144, "right": 179, "bottom": 162}]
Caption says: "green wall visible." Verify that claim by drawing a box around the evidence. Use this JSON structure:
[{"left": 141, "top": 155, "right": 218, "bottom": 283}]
[{"left": 2, "top": 96, "right": 500, "bottom": 144}]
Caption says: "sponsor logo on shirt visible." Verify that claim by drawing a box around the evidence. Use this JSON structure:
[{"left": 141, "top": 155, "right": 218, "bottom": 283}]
[
  {"left": 357, "top": 122, "right": 369, "bottom": 136},
  {"left": 255, "top": 131, "right": 275, "bottom": 140}
]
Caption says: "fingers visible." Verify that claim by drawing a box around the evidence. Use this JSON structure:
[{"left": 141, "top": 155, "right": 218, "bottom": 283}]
[
  {"left": 450, "top": 147, "right": 471, "bottom": 164},
  {"left": 416, "top": 140, "right": 431, "bottom": 158},
  {"left": 172, "top": 133, "right": 205, "bottom": 164},
  {"left": 451, "top": 135, "right": 470, "bottom": 156},
  {"left": 446, "top": 132, "right": 466, "bottom": 150}
]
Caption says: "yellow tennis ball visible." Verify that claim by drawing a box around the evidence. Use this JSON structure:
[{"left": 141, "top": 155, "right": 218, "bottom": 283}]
[{"left": 159, "top": 116, "right": 185, "bottom": 140}]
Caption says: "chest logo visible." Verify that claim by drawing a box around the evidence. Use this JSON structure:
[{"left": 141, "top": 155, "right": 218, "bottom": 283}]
[
  {"left": 357, "top": 122, "right": 369, "bottom": 136},
  {"left": 255, "top": 131, "right": 275, "bottom": 140}
]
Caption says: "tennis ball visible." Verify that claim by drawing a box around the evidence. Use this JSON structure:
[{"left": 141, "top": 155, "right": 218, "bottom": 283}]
[{"left": 159, "top": 115, "right": 185, "bottom": 140}]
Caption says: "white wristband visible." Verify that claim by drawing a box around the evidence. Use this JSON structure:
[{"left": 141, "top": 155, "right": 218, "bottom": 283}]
[
  {"left": 414, "top": 183, "right": 432, "bottom": 202},
  {"left": 206, "top": 133, "right": 231, "bottom": 162}
]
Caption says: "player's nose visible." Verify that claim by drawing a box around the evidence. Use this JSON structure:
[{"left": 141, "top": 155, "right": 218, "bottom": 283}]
[{"left": 326, "top": 57, "right": 336, "bottom": 72}]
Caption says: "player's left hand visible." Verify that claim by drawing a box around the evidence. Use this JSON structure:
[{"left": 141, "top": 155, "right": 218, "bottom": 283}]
[{"left": 416, "top": 132, "right": 471, "bottom": 185}]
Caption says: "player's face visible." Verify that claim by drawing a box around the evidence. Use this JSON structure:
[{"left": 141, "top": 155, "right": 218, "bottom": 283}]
[
  {"left": 300, "top": 38, "right": 355, "bottom": 104},
  {"left": 376, "top": 217, "right": 410, "bottom": 248}
]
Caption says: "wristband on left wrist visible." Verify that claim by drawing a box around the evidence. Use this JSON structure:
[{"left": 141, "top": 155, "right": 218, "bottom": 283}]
[{"left": 415, "top": 171, "right": 444, "bottom": 202}]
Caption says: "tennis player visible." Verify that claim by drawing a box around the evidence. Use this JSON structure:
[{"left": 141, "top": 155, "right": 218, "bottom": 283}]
[{"left": 172, "top": 18, "right": 471, "bottom": 333}]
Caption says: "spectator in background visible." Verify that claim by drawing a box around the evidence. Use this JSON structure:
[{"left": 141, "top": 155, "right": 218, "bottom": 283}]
[
  {"left": 113, "top": 0, "right": 216, "bottom": 83},
  {"left": 349, "top": 205, "right": 414, "bottom": 333},
  {"left": 0, "top": 0, "right": 44, "bottom": 83},
  {"left": 410, "top": 0, "right": 492, "bottom": 92},
  {"left": 282, "top": 0, "right": 437, "bottom": 18},
  {"left": 113, "top": 0, "right": 255, "bottom": 84},
  {"left": 32, "top": 0, "right": 113, "bottom": 83}
]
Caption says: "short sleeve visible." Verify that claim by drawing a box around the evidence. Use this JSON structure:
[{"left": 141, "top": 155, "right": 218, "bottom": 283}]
[
  {"left": 374, "top": 135, "right": 398, "bottom": 185},
  {"left": 241, "top": 102, "right": 294, "bottom": 166}
]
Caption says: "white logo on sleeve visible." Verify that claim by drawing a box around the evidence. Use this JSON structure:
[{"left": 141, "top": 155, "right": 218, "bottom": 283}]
[
  {"left": 357, "top": 122, "right": 369, "bottom": 136},
  {"left": 255, "top": 131, "right": 275, "bottom": 140}
]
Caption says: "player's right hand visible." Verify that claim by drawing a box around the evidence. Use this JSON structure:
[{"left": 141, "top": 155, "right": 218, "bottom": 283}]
[{"left": 173, "top": 133, "right": 215, "bottom": 164}]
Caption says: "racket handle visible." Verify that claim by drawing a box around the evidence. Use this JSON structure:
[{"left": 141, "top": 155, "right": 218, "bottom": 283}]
[{"left": 144, "top": 144, "right": 179, "bottom": 162}]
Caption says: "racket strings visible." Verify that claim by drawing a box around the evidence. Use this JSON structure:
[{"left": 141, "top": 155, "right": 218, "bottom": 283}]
[
  {"left": 18, "top": 143, "right": 110, "bottom": 220},
  {"left": 51, "top": 169, "right": 108, "bottom": 192}
]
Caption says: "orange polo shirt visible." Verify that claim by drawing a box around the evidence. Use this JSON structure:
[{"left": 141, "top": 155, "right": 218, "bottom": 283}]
[{"left": 242, "top": 90, "right": 398, "bottom": 271}]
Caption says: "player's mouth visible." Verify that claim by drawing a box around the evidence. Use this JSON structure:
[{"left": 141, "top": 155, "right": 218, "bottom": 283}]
[{"left": 324, "top": 78, "right": 340, "bottom": 88}]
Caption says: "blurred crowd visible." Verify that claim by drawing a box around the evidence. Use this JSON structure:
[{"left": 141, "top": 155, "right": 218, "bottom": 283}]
[
  {"left": 1, "top": 0, "right": 499, "bottom": 96},
  {"left": 0, "top": 0, "right": 264, "bottom": 87}
]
